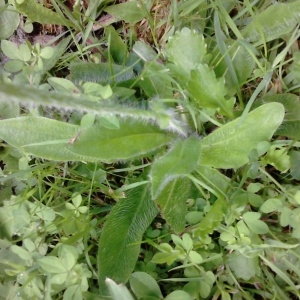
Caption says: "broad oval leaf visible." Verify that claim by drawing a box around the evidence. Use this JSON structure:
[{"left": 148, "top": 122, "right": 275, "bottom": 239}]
[
  {"left": 97, "top": 184, "right": 158, "bottom": 295},
  {"left": 243, "top": 212, "right": 269, "bottom": 234},
  {"left": 200, "top": 103, "right": 285, "bottom": 169},
  {"left": 227, "top": 251, "right": 260, "bottom": 281},
  {"left": 67, "top": 119, "right": 173, "bottom": 162}
]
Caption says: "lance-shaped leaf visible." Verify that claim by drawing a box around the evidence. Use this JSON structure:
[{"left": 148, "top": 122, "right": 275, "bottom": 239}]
[
  {"left": 67, "top": 120, "right": 173, "bottom": 162},
  {"left": 0, "top": 117, "right": 81, "bottom": 161},
  {"left": 200, "top": 103, "right": 285, "bottom": 169},
  {"left": 188, "top": 66, "right": 235, "bottom": 118},
  {"left": 0, "top": 117, "right": 173, "bottom": 162},
  {"left": 150, "top": 136, "right": 201, "bottom": 199},
  {"left": 0, "top": 82, "right": 186, "bottom": 136},
  {"left": 97, "top": 184, "right": 158, "bottom": 295},
  {"left": 155, "top": 177, "right": 191, "bottom": 233}
]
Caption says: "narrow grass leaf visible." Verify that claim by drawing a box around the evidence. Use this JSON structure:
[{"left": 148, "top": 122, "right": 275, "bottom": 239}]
[{"left": 259, "top": 255, "right": 299, "bottom": 292}]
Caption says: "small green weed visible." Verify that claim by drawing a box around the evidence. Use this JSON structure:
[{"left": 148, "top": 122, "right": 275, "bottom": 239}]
[{"left": 1, "top": 0, "right": 300, "bottom": 299}]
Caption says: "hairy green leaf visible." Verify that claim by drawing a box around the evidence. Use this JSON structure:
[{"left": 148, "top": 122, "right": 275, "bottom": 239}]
[
  {"left": 67, "top": 120, "right": 173, "bottom": 162},
  {"left": 242, "top": 1, "right": 300, "bottom": 43},
  {"left": 0, "top": 116, "right": 173, "bottom": 162},
  {"left": 0, "top": 117, "right": 80, "bottom": 161},
  {"left": 150, "top": 136, "right": 201, "bottom": 199},
  {"left": 97, "top": 185, "right": 158, "bottom": 294},
  {"left": 254, "top": 93, "right": 300, "bottom": 139},
  {"left": 14, "top": 0, "right": 74, "bottom": 27},
  {"left": 200, "top": 103, "right": 285, "bottom": 169},
  {"left": 155, "top": 177, "right": 191, "bottom": 233},
  {"left": 70, "top": 62, "right": 135, "bottom": 85},
  {"left": 0, "top": 82, "right": 186, "bottom": 136}
]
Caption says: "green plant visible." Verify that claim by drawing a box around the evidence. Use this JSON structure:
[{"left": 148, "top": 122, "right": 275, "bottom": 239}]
[{"left": 1, "top": 0, "right": 300, "bottom": 299}]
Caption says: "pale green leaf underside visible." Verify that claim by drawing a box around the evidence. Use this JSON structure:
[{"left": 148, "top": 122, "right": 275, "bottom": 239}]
[
  {"left": 98, "top": 185, "right": 158, "bottom": 294},
  {"left": 150, "top": 136, "right": 201, "bottom": 199},
  {"left": 0, "top": 117, "right": 172, "bottom": 162},
  {"left": 200, "top": 103, "right": 285, "bottom": 169}
]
